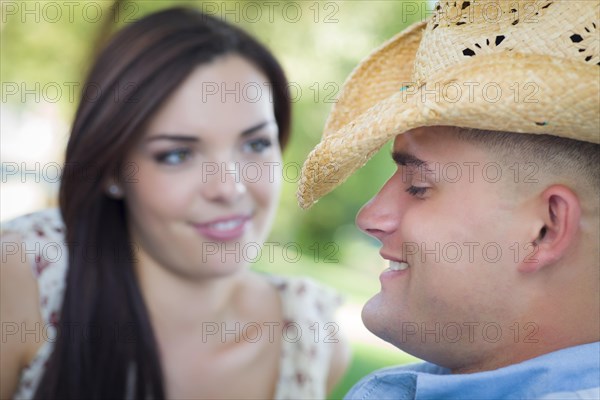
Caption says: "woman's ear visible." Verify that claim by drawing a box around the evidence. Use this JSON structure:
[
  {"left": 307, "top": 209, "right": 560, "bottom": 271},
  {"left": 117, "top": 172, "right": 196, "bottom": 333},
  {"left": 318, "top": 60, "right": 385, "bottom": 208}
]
[{"left": 521, "top": 185, "right": 581, "bottom": 273}]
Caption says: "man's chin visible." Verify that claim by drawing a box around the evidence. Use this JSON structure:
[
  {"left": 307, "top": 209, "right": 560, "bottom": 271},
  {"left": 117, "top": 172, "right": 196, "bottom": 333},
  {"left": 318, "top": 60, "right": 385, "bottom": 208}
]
[
  {"left": 360, "top": 295, "right": 443, "bottom": 363},
  {"left": 361, "top": 293, "right": 405, "bottom": 346}
]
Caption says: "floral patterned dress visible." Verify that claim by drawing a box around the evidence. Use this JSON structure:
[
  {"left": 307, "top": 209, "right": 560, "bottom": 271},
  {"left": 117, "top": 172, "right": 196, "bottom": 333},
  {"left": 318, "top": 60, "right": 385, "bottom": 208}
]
[{"left": 2, "top": 209, "right": 342, "bottom": 399}]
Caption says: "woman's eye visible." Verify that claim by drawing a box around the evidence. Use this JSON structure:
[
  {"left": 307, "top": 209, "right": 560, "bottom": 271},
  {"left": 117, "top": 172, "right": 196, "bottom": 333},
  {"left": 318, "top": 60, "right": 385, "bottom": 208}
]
[
  {"left": 406, "top": 185, "right": 429, "bottom": 198},
  {"left": 155, "top": 149, "right": 192, "bottom": 165},
  {"left": 244, "top": 138, "right": 272, "bottom": 153}
]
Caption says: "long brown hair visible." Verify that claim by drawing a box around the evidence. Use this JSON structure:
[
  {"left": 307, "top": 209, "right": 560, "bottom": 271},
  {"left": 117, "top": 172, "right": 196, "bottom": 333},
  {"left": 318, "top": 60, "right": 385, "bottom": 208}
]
[{"left": 35, "top": 7, "right": 290, "bottom": 399}]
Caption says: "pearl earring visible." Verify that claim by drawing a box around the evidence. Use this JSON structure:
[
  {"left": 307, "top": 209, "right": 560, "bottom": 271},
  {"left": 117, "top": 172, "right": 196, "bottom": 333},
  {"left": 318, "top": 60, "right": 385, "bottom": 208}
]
[{"left": 108, "top": 184, "right": 121, "bottom": 196}]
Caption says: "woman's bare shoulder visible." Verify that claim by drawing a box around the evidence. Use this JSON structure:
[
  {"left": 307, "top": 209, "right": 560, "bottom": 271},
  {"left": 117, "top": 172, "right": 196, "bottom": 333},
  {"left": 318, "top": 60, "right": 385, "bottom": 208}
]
[{"left": 0, "top": 232, "right": 44, "bottom": 398}]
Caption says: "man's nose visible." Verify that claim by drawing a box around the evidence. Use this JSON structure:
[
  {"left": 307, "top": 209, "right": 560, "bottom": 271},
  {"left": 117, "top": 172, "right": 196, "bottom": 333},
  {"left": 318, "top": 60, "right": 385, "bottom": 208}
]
[{"left": 355, "top": 175, "right": 402, "bottom": 241}]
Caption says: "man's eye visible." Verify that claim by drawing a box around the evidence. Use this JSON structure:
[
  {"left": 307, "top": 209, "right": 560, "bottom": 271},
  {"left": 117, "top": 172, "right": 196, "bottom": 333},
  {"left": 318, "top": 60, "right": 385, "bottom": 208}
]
[
  {"left": 406, "top": 186, "right": 429, "bottom": 198},
  {"left": 155, "top": 149, "right": 192, "bottom": 165},
  {"left": 244, "top": 138, "right": 272, "bottom": 153}
]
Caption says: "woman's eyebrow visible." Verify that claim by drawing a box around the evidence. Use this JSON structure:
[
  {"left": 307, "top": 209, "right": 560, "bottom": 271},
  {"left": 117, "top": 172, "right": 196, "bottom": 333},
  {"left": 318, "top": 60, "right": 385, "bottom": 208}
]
[
  {"left": 240, "top": 120, "right": 276, "bottom": 136},
  {"left": 144, "top": 121, "right": 276, "bottom": 143},
  {"left": 145, "top": 135, "right": 198, "bottom": 143}
]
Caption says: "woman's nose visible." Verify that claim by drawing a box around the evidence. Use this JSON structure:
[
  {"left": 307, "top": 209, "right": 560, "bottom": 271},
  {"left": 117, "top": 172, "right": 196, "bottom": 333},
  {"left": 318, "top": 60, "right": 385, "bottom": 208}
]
[{"left": 201, "top": 161, "right": 247, "bottom": 203}]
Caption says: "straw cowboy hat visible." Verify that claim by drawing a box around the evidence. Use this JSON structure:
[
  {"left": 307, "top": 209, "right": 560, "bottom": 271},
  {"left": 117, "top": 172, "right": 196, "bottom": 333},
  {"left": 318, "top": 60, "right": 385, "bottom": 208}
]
[{"left": 297, "top": 0, "right": 599, "bottom": 209}]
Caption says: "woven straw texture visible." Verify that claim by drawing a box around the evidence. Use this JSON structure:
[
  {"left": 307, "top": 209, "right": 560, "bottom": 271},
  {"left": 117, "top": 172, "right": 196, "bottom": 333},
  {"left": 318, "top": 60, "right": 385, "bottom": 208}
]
[{"left": 298, "top": 0, "right": 600, "bottom": 209}]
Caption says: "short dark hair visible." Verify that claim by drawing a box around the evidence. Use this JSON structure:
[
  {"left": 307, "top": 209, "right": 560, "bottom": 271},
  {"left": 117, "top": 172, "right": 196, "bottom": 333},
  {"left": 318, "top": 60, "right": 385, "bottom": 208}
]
[{"left": 453, "top": 127, "right": 599, "bottom": 193}]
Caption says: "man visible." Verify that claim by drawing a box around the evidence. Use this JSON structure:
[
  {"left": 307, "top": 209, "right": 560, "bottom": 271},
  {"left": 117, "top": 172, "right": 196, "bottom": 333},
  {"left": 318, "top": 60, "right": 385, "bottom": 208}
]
[{"left": 298, "top": 0, "right": 599, "bottom": 398}]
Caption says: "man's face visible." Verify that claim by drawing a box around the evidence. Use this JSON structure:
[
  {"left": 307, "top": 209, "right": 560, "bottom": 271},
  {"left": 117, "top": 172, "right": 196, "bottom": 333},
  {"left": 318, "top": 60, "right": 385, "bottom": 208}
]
[{"left": 356, "top": 126, "right": 536, "bottom": 371}]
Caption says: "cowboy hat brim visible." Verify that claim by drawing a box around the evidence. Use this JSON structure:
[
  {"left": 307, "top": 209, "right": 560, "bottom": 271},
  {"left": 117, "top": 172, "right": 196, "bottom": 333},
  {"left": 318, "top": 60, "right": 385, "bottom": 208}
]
[{"left": 298, "top": 22, "right": 600, "bottom": 209}]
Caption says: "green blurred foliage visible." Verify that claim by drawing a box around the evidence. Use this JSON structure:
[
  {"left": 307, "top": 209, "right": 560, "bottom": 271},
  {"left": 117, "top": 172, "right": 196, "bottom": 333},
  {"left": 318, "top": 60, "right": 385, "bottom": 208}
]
[{"left": 1, "top": 0, "right": 425, "bottom": 271}]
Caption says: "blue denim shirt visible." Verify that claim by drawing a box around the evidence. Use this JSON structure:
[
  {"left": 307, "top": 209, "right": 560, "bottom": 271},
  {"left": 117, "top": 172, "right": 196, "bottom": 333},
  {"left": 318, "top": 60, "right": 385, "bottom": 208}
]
[{"left": 345, "top": 342, "right": 600, "bottom": 400}]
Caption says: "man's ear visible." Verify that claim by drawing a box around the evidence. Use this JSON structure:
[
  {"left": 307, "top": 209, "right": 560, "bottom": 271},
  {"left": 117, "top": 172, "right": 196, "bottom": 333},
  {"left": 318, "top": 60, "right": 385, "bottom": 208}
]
[{"left": 521, "top": 185, "right": 581, "bottom": 273}]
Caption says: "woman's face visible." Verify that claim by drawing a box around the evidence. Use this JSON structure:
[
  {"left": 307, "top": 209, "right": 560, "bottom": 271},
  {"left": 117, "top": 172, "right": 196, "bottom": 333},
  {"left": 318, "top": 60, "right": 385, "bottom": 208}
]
[{"left": 120, "top": 54, "right": 283, "bottom": 280}]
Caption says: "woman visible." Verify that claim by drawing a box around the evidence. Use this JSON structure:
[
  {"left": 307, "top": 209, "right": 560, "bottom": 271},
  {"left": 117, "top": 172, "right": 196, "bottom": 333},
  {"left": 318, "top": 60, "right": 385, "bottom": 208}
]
[{"left": 1, "top": 7, "right": 348, "bottom": 399}]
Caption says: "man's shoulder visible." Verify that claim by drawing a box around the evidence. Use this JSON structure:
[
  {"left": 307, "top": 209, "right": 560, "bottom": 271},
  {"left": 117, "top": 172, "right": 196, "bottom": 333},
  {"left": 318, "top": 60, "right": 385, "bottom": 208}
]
[
  {"left": 540, "top": 387, "right": 600, "bottom": 400},
  {"left": 344, "top": 342, "right": 600, "bottom": 400},
  {"left": 343, "top": 362, "right": 443, "bottom": 400}
]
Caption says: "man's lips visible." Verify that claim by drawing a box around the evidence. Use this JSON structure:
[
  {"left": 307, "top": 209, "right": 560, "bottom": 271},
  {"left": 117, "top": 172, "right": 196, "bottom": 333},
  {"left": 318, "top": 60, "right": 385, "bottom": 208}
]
[
  {"left": 388, "top": 260, "right": 410, "bottom": 271},
  {"left": 380, "top": 251, "right": 410, "bottom": 273},
  {"left": 191, "top": 215, "right": 252, "bottom": 241},
  {"left": 380, "top": 251, "right": 408, "bottom": 264}
]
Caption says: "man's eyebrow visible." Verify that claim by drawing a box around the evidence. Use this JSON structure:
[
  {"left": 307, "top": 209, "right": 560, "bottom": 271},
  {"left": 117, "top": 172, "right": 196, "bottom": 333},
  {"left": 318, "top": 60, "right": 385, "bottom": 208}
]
[
  {"left": 391, "top": 151, "right": 428, "bottom": 168},
  {"left": 145, "top": 120, "right": 275, "bottom": 143}
]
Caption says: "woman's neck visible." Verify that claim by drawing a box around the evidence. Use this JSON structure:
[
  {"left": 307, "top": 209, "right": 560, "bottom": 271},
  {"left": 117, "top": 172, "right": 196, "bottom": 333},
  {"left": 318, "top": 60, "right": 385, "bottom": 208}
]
[{"left": 133, "top": 248, "right": 249, "bottom": 332}]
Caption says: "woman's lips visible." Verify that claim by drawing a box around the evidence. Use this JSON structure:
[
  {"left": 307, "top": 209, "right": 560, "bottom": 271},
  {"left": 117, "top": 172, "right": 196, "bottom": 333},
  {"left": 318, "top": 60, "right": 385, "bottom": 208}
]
[{"left": 191, "top": 215, "right": 251, "bottom": 241}]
